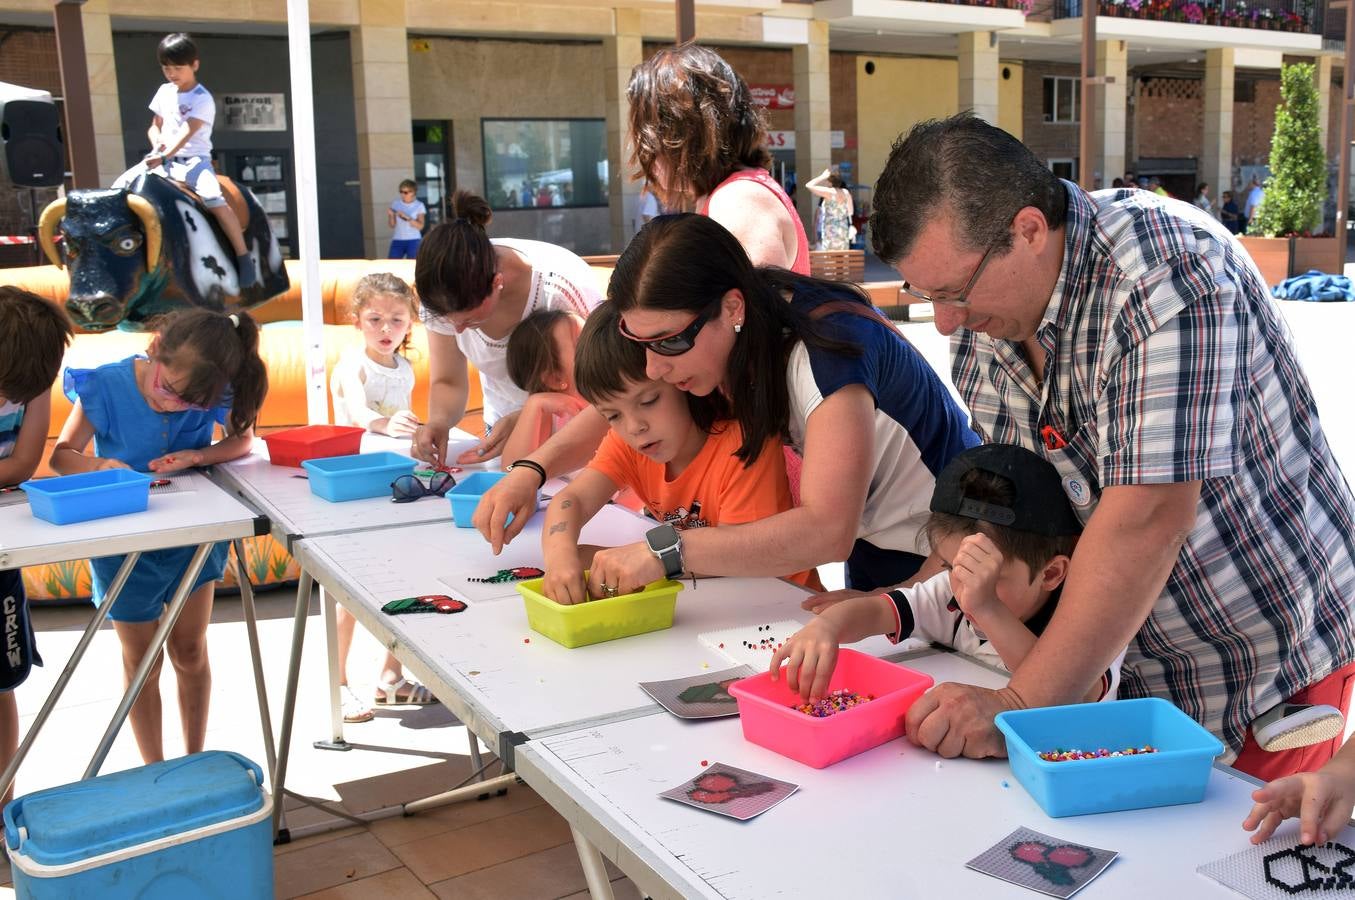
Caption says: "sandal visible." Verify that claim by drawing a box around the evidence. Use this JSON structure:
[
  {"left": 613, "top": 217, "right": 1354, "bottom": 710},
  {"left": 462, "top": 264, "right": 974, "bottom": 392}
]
[
  {"left": 374, "top": 677, "right": 436, "bottom": 706},
  {"left": 341, "top": 685, "right": 375, "bottom": 723}
]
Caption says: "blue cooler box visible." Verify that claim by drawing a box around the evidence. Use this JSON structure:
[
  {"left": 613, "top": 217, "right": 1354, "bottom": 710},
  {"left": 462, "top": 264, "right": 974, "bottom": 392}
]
[{"left": 4, "top": 751, "right": 273, "bottom": 899}]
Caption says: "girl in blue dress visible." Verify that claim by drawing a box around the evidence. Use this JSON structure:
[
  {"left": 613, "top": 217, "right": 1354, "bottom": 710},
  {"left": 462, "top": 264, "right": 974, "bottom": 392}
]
[{"left": 51, "top": 309, "right": 267, "bottom": 764}]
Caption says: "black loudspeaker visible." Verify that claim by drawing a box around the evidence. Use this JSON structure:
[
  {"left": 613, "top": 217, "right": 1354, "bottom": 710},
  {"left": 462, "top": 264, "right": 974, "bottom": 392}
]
[{"left": 0, "top": 98, "right": 64, "bottom": 188}]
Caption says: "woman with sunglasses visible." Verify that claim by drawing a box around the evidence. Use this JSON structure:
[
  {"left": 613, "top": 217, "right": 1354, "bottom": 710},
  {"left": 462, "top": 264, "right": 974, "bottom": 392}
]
[
  {"left": 51, "top": 309, "right": 266, "bottom": 765},
  {"left": 478, "top": 214, "right": 977, "bottom": 598},
  {"left": 411, "top": 189, "right": 603, "bottom": 468},
  {"left": 627, "top": 44, "right": 808, "bottom": 274}
]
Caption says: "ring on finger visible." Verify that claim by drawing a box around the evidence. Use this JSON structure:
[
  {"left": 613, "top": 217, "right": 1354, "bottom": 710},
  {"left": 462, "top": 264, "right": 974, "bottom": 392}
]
[{"left": 602, "top": 583, "right": 618, "bottom": 597}]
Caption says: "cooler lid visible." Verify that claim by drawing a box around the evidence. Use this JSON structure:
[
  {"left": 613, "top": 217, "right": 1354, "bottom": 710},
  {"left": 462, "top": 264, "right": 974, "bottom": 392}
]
[{"left": 5, "top": 751, "right": 264, "bottom": 867}]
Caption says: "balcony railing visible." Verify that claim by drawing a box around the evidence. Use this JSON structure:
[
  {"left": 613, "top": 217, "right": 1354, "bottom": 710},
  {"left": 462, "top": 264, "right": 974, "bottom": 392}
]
[{"left": 1054, "top": 0, "right": 1325, "bottom": 33}]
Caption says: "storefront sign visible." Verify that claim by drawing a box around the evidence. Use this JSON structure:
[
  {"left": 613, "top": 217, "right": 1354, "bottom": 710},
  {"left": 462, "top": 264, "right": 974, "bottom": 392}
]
[
  {"left": 749, "top": 84, "right": 795, "bottom": 110},
  {"left": 218, "top": 93, "right": 287, "bottom": 132},
  {"left": 765, "top": 130, "right": 847, "bottom": 151}
]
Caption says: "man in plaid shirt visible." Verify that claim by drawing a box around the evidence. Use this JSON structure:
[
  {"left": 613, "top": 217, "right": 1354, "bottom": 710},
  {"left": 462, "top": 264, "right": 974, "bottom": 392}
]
[{"left": 870, "top": 114, "right": 1355, "bottom": 779}]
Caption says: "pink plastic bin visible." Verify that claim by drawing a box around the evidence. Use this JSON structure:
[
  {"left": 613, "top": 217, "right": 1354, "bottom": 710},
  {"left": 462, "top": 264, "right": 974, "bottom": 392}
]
[
  {"left": 263, "top": 425, "right": 365, "bottom": 468},
  {"left": 728, "top": 649, "right": 934, "bottom": 769}
]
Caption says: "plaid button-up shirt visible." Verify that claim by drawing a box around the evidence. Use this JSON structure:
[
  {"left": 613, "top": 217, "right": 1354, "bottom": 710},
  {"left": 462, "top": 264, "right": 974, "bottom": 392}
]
[{"left": 951, "top": 182, "right": 1355, "bottom": 758}]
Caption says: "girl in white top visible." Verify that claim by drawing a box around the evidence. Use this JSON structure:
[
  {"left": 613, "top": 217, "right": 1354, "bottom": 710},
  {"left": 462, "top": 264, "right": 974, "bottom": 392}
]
[
  {"left": 329, "top": 272, "right": 434, "bottom": 723},
  {"left": 412, "top": 190, "right": 602, "bottom": 466},
  {"left": 331, "top": 273, "right": 419, "bottom": 437}
]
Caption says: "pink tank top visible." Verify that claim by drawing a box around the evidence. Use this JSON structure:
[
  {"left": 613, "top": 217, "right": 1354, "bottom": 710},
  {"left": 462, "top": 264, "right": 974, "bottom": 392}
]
[{"left": 698, "top": 168, "right": 811, "bottom": 276}]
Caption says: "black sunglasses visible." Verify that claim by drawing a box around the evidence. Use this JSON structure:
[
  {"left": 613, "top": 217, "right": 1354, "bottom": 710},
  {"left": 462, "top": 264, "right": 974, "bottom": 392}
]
[
  {"left": 618, "top": 302, "right": 721, "bottom": 357},
  {"left": 391, "top": 471, "right": 455, "bottom": 503}
]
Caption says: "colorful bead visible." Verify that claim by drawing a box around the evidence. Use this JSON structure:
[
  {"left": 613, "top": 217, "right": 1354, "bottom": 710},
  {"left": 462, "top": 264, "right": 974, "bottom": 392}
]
[
  {"left": 790, "top": 688, "right": 875, "bottom": 718},
  {"left": 1036, "top": 745, "right": 1159, "bottom": 762}
]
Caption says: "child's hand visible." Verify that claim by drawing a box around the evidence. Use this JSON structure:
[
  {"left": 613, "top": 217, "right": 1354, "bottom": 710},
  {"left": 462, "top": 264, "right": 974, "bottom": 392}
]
[
  {"left": 148, "top": 450, "right": 204, "bottom": 473},
  {"left": 950, "top": 533, "right": 1003, "bottom": 618},
  {"left": 93, "top": 458, "right": 131, "bottom": 472},
  {"left": 456, "top": 409, "right": 521, "bottom": 465},
  {"left": 385, "top": 410, "right": 421, "bottom": 438},
  {"left": 542, "top": 558, "right": 588, "bottom": 606},
  {"left": 1243, "top": 765, "right": 1355, "bottom": 845},
  {"left": 769, "top": 617, "right": 842, "bottom": 701}
]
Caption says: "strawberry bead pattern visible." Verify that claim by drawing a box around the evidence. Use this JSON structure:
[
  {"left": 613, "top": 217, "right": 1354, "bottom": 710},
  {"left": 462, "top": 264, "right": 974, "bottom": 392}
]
[{"left": 687, "top": 771, "right": 775, "bottom": 805}]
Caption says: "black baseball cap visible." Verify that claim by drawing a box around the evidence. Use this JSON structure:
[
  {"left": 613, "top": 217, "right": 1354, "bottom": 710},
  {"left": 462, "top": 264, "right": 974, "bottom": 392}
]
[{"left": 929, "top": 444, "right": 1083, "bottom": 537}]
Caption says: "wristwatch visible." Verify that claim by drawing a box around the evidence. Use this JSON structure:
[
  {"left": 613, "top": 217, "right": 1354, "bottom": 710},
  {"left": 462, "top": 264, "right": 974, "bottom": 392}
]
[{"left": 645, "top": 524, "right": 684, "bottom": 579}]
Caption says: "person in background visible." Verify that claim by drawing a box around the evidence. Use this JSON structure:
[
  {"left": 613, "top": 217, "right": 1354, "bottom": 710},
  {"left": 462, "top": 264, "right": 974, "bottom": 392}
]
[
  {"left": 1194, "top": 182, "right": 1213, "bottom": 216},
  {"left": 387, "top": 179, "right": 426, "bottom": 260},
  {"left": 1220, "top": 190, "right": 1244, "bottom": 234},
  {"left": 806, "top": 168, "right": 854, "bottom": 251}
]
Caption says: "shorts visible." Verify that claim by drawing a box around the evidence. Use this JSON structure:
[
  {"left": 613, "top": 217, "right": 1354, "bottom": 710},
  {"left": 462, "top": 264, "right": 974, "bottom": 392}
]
[
  {"left": 0, "top": 569, "right": 41, "bottom": 692},
  {"left": 845, "top": 538, "right": 926, "bottom": 593},
  {"left": 113, "top": 155, "right": 225, "bottom": 208},
  {"left": 389, "top": 238, "right": 422, "bottom": 259},
  {"left": 1232, "top": 660, "right": 1355, "bottom": 782},
  {"left": 92, "top": 542, "right": 230, "bottom": 623}
]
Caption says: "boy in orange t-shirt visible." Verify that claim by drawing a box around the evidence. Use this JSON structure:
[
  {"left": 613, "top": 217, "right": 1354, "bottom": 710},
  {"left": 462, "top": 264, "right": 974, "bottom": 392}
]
[{"left": 540, "top": 303, "right": 817, "bottom": 604}]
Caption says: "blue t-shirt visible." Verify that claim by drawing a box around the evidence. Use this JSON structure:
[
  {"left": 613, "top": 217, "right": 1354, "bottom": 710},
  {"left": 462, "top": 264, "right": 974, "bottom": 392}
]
[
  {"left": 63, "top": 356, "right": 229, "bottom": 472},
  {"left": 0, "top": 398, "right": 24, "bottom": 462},
  {"left": 389, "top": 198, "right": 426, "bottom": 241},
  {"left": 786, "top": 288, "right": 978, "bottom": 554}
]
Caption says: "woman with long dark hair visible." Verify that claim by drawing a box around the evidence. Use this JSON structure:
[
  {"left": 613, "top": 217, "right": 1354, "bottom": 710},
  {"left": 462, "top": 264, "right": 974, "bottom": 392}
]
[
  {"left": 410, "top": 190, "right": 603, "bottom": 465},
  {"left": 476, "top": 214, "right": 976, "bottom": 596}
]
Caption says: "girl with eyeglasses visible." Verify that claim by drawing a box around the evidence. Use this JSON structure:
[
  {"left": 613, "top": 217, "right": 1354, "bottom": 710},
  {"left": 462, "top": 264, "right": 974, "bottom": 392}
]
[
  {"left": 51, "top": 308, "right": 266, "bottom": 765},
  {"left": 411, "top": 190, "right": 602, "bottom": 468},
  {"left": 479, "top": 214, "right": 978, "bottom": 600}
]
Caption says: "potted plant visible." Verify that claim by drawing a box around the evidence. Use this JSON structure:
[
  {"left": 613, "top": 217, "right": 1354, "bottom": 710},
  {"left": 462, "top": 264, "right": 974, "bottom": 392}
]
[{"left": 1242, "top": 62, "right": 1336, "bottom": 283}]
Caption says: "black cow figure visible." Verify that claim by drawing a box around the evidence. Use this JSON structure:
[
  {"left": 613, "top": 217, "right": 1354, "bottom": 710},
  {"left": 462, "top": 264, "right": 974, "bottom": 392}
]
[{"left": 37, "top": 171, "right": 289, "bottom": 332}]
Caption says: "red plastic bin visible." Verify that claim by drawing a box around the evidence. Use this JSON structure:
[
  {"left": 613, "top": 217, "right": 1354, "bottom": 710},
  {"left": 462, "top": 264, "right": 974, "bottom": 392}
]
[
  {"left": 728, "top": 649, "right": 934, "bottom": 769},
  {"left": 262, "top": 425, "right": 365, "bottom": 468}
]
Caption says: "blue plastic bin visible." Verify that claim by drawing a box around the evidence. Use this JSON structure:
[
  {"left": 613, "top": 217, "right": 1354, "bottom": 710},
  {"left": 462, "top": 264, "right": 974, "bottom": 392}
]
[
  {"left": 448, "top": 471, "right": 507, "bottom": 527},
  {"left": 5, "top": 751, "right": 272, "bottom": 899},
  {"left": 301, "top": 451, "right": 414, "bottom": 502},
  {"left": 995, "top": 697, "right": 1224, "bottom": 817},
  {"left": 21, "top": 470, "right": 153, "bottom": 525}
]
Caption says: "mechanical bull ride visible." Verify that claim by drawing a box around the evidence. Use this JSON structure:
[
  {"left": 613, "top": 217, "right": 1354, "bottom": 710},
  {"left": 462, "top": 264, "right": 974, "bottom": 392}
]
[{"left": 36, "top": 171, "right": 289, "bottom": 332}]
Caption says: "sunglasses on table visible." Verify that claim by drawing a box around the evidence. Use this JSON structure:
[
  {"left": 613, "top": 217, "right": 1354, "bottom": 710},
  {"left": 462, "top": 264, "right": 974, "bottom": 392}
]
[
  {"left": 618, "top": 301, "right": 721, "bottom": 357},
  {"left": 391, "top": 471, "right": 456, "bottom": 503}
]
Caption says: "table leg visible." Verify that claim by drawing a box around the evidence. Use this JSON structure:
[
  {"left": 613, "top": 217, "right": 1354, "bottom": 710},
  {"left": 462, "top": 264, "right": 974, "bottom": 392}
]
[
  {"left": 0, "top": 552, "right": 140, "bottom": 799},
  {"left": 233, "top": 539, "right": 278, "bottom": 784},
  {"left": 271, "top": 569, "right": 314, "bottom": 841},
  {"left": 84, "top": 543, "right": 213, "bottom": 779},
  {"left": 312, "top": 586, "right": 348, "bottom": 751},
  {"left": 571, "top": 824, "right": 617, "bottom": 900}
]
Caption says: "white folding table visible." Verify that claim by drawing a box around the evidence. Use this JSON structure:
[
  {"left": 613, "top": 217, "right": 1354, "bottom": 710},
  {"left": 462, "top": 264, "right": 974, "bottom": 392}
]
[
  {"left": 516, "top": 649, "right": 1308, "bottom": 900},
  {"left": 0, "top": 472, "right": 268, "bottom": 795}
]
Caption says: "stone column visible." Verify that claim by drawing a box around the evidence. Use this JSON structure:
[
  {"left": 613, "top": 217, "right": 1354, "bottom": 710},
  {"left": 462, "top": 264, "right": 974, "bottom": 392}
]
[
  {"left": 605, "top": 8, "right": 643, "bottom": 252},
  {"left": 351, "top": 0, "right": 415, "bottom": 260},
  {"left": 793, "top": 19, "right": 831, "bottom": 236},
  {"left": 1095, "top": 40, "right": 1128, "bottom": 188},
  {"left": 957, "top": 31, "right": 999, "bottom": 125},
  {"left": 82, "top": 1, "right": 124, "bottom": 189},
  {"left": 1203, "top": 48, "right": 1235, "bottom": 209},
  {"left": 1314, "top": 54, "right": 1333, "bottom": 162}
]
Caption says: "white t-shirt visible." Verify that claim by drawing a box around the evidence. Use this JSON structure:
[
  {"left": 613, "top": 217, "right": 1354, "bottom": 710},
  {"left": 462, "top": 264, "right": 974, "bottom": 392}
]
[
  {"left": 389, "top": 198, "right": 426, "bottom": 241},
  {"left": 886, "top": 571, "right": 1125, "bottom": 701},
  {"left": 1245, "top": 185, "right": 1265, "bottom": 219},
  {"left": 0, "top": 398, "right": 23, "bottom": 461},
  {"left": 421, "top": 238, "right": 602, "bottom": 425},
  {"left": 149, "top": 82, "right": 215, "bottom": 160},
  {"left": 637, "top": 191, "right": 659, "bottom": 223},
  {"left": 330, "top": 346, "right": 415, "bottom": 430}
]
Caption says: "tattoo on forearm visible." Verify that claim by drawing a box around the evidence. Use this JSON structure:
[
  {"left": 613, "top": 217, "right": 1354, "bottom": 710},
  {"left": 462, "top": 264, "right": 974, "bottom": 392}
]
[
  {"left": 561, "top": 499, "right": 573, "bottom": 509},
  {"left": 548, "top": 522, "right": 567, "bottom": 534}
]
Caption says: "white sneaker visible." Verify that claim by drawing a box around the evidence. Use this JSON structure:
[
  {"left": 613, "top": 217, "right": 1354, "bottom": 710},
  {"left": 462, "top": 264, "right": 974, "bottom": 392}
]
[{"left": 1252, "top": 703, "right": 1346, "bottom": 752}]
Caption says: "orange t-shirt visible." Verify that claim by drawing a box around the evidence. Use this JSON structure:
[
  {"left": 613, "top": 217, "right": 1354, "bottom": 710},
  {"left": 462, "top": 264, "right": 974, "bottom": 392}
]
[{"left": 587, "top": 421, "right": 820, "bottom": 589}]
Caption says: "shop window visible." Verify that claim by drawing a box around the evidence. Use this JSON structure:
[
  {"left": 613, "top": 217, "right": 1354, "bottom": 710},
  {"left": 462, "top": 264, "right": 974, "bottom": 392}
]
[
  {"left": 1043, "top": 76, "right": 1080, "bottom": 124},
  {"left": 481, "top": 119, "right": 609, "bottom": 210},
  {"left": 1049, "top": 158, "right": 1078, "bottom": 181}
]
